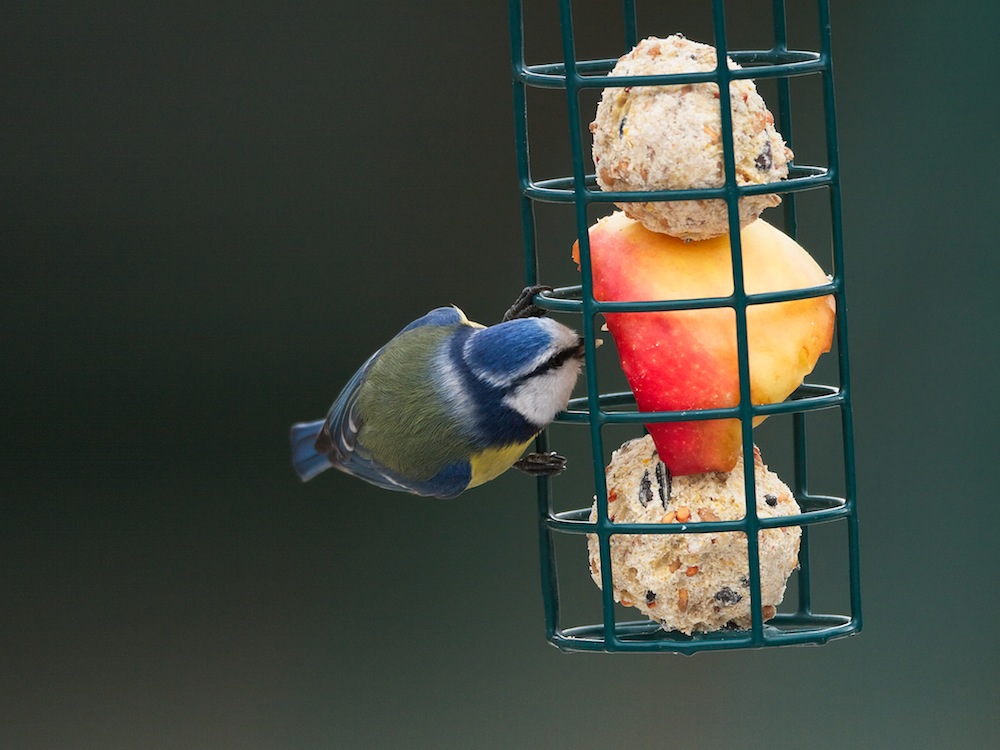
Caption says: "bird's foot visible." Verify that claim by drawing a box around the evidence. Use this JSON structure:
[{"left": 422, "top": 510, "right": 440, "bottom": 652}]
[
  {"left": 514, "top": 451, "right": 567, "bottom": 477},
  {"left": 501, "top": 285, "right": 552, "bottom": 322}
]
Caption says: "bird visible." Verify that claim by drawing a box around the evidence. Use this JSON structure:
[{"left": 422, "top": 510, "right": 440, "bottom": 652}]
[{"left": 290, "top": 286, "right": 585, "bottom": 498}]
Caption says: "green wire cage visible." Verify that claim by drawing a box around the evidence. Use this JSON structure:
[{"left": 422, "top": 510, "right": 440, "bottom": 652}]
[{"left": 508, "top": 0, "right": 861, "bottom": 653}]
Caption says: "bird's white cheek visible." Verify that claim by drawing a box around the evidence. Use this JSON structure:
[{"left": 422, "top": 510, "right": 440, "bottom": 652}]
[{"left": 504, "top": 365, "right": 581, "bottom": 426}]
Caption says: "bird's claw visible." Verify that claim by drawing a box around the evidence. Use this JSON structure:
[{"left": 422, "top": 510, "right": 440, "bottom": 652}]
[
  {"left": 501, "top": 285, "right": 553, "bottom": 322},
  {"left": 514, "top": 451, "right": 568, "bottom": 477}
]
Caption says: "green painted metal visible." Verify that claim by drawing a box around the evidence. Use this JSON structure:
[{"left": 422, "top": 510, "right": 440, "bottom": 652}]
[{"left": 509, "top": 0, "right": 861, "bottom": 653}]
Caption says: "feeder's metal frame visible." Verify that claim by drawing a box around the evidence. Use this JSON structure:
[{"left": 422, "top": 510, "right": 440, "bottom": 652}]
[{"left": 509, "top": 0, "right": 862, "bottom": 653}]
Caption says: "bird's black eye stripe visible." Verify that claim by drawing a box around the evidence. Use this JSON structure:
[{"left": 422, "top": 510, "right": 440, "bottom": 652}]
[{"left": 512, "top": 338, "right": 585, "bottom": 387}]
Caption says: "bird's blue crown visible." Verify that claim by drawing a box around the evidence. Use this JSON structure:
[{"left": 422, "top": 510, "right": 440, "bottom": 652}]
[{"left": 461, "top": 318, "right": 556, "bottom": 387}]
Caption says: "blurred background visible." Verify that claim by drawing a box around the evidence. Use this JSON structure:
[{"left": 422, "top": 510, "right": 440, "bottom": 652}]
[{"left": 2, "top": 1, "right": 997, "bottom": 748}]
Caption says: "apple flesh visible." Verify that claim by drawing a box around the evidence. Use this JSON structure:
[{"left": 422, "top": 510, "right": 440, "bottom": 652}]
[{"left": 573, "top": 211, "right": 835, "bottom": 475}]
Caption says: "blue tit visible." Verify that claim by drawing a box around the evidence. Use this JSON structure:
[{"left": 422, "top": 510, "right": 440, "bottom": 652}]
[{"left": 290, "top": 286, "right": 585, "bottom": 498}]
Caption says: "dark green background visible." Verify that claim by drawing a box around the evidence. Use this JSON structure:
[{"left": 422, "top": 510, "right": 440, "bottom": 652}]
[{"left": 3, "top": 2, "right": 998, "bottom": 748}]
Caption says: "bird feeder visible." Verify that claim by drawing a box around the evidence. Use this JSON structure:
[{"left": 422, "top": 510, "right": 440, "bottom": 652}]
[{"left": 508, "top": 0, "right": 862, "bottom": 653}]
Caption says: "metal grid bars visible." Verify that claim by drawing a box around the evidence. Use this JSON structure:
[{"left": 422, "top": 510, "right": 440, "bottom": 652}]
[{"left": 508, "top": 0, "right": 861, "bottom": 653}]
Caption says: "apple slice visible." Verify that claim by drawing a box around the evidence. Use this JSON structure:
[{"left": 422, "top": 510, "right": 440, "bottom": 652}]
[{"left": 573, "top": 211, "right": 835, "bottom": 475}]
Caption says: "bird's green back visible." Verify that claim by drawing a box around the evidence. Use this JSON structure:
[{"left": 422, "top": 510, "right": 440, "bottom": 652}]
[{"left": 355, "top": 325, "right": 475, "bottom": 480}]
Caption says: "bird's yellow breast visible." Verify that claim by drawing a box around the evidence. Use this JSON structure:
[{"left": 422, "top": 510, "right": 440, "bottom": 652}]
[{"left": 468, "top": 439, "right": 535, "bottom": 489}]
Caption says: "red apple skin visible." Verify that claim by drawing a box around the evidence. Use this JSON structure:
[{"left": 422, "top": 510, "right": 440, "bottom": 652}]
[{"left": 574, "top": 212, "right": 835, "bottom": 475}]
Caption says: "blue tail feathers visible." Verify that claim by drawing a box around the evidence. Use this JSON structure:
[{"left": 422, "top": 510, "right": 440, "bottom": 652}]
[{"left": 290, "top": 420, "right": 333, "bottom": 481}]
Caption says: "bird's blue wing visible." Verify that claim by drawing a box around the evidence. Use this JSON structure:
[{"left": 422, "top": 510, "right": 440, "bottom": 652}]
[
  {"left": 317, "top": 348, "right": 381, "bottom": 465},
  {"left": 397, "top": 305, "right": 471, "bottom": 334},
  {"left": 335, "top": 454, "right": 473, "bottom": 499},
  {"left": 321, "top": 350, "right": 472, "bottom": 498},
  {"left": 322, "top": 378, "right": 472, "bottom": 497},
  {"left": 311, "top": 306, "right": 475, "bottom": 498},
  {"left": 290, "top": 348, "right": 381, "bottom": 482},
  {"left": 318, "top": 306, "right": 468, "bottom": 462}
]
